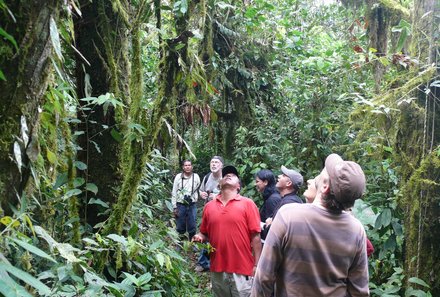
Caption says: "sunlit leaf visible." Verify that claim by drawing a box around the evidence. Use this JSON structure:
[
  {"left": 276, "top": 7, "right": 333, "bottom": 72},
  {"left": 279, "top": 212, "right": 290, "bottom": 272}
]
[
  {"left": 0, "top": 216, "right": 20, "bottom": 228},
  {"left": 107, "top": 234, "right": 128, "bottom": 246},
  {"left": 408, "top": 277, "right": 430, "bottom": 288},
  {"left": 46, "top": 149, "right": 57, "bottom": 164},
  {"left": 0, "top": 277, "right": 33, "bottom": 297},
  {"left": 0, "top": 263, "right": 51, "bottom": 295},
  {"left": 13, "top": 141, "right": 22, "bottom": 173},
  {"left": 49, "top": 17, "right": 63, "bottom": 61},
  {"left": 88, "top": 198, "right": 109, "bottom": 208},
  {"left": 156, "top": 253, "right": 165, "bottom": 267},
  {"left": 8, "top": 237, "right": 57, "bottom": 264}
]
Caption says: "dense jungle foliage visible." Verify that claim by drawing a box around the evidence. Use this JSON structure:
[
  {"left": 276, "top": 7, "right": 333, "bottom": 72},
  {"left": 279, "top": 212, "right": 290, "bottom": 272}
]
[{"left": 0, "top": 0, "right": 439, "bottom": 296}]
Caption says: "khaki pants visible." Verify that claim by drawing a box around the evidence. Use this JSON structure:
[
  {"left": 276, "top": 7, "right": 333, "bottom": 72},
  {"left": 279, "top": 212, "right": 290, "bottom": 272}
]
[{"left": 211, "top": 272, "right": 253, "bottom": 297}]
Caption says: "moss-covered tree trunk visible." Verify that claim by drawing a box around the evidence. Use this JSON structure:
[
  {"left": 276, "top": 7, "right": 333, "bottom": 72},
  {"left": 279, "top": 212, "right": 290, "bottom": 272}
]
[
  {"left": 366, "top": 0, "right": 391, "bottom": 92},
  {"left": 398, "top": 0, "right": 440, "bottom": 293},
  {"left": 74, "top": 0, "right": 129, "bottom": 227},
  {"left": 0, "top": 0, "right": 60, "bottom": 214}
]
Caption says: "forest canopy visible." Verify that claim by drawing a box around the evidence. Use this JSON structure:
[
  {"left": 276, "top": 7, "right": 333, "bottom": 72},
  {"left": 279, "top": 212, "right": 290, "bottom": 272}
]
[{"left": 0, "top": 0, "right": 439, "bottom": 296}]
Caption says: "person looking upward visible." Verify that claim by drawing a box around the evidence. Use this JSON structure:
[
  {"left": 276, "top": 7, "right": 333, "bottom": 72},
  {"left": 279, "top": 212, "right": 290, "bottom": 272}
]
[
  {"left": 264, "top": 166, "right": 303, "bottom": 228},
  {"left": 193, "top": 165, "right": 262, "bottom": 297},
  {"left": 251, "top": 154, "right": 369, "bottom": 297}
]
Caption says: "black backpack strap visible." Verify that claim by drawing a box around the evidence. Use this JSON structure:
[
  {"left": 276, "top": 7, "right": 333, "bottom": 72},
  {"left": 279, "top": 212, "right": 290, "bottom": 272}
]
[{"left": 203, "top": 172, "right": 211, "bottom": 188}]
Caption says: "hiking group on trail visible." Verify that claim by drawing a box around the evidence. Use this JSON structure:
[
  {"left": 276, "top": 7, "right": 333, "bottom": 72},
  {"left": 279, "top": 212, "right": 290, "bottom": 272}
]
[{"left": 171, "top": 154, "right": 372, "bottom": 297}]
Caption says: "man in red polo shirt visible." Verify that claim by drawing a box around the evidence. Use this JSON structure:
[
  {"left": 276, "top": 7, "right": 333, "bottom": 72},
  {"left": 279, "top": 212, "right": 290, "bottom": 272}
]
[{"left": 193, "top": 165, "right": 262, "bottom": 297}]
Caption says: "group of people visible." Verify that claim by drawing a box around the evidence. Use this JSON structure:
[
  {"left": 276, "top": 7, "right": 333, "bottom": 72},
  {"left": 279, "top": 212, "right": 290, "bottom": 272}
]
[{"left": 171, "top": 154, "right": 371, "bottom": 296}]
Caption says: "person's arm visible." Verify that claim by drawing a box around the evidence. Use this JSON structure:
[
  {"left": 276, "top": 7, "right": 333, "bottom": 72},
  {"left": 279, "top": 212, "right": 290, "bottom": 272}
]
[
  {"left": 171, "top": 174, "right": 180, "bottom": 209},
  {"left": 251, "top": 232, "right": 262, "bottom": 275},
  {"left": 347, "top": 231, "right": 370, "bottom": 296},
  {"left": 251, "top": 213, "right": 286, "bottom": 297},
  {"left": 193, "top": 174, "right": 201, "bottom": 200},
  {"left": 199, "top": 175, "right": 208, "bottom": 200}
]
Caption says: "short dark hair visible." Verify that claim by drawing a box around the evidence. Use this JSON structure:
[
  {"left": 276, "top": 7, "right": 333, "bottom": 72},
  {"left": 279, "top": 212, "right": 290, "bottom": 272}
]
[
  {"left": 321, "top": 191, "right": 354, "bottom": 213},
  {"left": 181, "top": 159, "right": 192, "bottom": 166}
]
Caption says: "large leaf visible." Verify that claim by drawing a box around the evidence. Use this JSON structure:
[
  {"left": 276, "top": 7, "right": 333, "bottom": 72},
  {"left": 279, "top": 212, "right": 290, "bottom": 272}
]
[
  {"left": 88, "top": 198, "right": 109, "bottom": 208},
  {"left": 8, "top": 237, "right": 57, "bottom": 263},
  {"left": 49, "top": 17, "right": 63, "bottom": 60},
  {"left": 0, "top": 263, "right": 51, "bottom": 295},
  {"left": 107, "top": 234, "right": 128, "bottom": 246},
  {"left": 0, "top": 69, "right": 5, "bottom": 81},
  {"left": 64, "top": 188, "right": 82, "bottom": 199},
  {"left": 13, "top": 141, "right": 22, "bottom": 173},
  {"left": 408, "top": 277, "right": 430, "bottom": 288},
  {"left": 0, "top": 278, "right": 33, "bottom": 297},
  {"left": 85, "top": 183, "right": 98, "bottom": 195},
  {"left": 375, "top": 208, "right": 392, "bottom": 229},
  {"left": 74, "top": 161, "right": 87, "bottom": 170},
  {"left": 0, "top": 27, "right": 18, "bottom": 50}
]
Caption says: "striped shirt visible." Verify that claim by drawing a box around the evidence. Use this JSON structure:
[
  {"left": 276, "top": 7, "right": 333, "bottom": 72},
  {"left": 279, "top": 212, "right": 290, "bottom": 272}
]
[{"left": 251, "top": 203, "right": 369, "bottom": 297}]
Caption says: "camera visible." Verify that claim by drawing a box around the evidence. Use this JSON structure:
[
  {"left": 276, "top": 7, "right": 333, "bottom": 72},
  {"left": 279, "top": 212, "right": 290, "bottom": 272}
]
[{"left": 184, "top": 194, "right": 192, "bottom": 204}]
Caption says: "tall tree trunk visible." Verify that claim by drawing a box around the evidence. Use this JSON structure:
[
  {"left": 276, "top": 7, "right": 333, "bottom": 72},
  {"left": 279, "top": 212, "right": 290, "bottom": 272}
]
[
  {"left": 0, "top": 0, "right": 59, "bottom": 214},
  {"left": 366, "top": 0, "right": 391, "bottom": 92},
  {"left": 400, "top": 0, "right": 440, "bottom": 293},
  {"left": 74, "top": 0, "right": 128, "bottom": 227}
]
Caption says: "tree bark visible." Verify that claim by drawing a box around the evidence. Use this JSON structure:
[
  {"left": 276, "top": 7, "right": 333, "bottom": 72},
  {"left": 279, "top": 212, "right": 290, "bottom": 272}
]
[
  {"left": 401, "top": 0, "right": 440, "bottom": 294},
  {"left": 0, "top": 0, "right": 59, "bottom": 214},
  {"left": 74, "top": 0, "right": 128, "bottom": 227}
]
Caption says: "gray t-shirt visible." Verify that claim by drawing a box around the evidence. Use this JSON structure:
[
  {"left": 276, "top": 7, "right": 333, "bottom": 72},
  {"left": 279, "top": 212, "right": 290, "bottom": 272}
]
[{"left": 200, "top": 173, "right": 221, "bottom": 199}]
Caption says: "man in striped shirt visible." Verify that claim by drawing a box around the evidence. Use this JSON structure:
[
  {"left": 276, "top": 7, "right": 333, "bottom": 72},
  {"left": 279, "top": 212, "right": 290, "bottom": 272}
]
[{"left": 251, "top": 154, "right": 369, "bottom": 296}]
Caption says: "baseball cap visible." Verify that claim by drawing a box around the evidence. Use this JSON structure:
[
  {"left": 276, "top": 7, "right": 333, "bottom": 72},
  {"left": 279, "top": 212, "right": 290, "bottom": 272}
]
[
  {"left": 324, "top": 153, "right": 366, "bottom": 203},
  {"left": 222, "top": 165, "right": 239, "bottom": 178},
  {"left": 281, "top": 166, "right": 303, "bottom": 189}
]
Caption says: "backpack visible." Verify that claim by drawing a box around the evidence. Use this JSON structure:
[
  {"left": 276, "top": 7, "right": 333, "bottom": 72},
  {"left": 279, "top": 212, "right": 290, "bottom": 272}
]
[{"left": 202, "top": 172, "right": 211, "bottom": 188}]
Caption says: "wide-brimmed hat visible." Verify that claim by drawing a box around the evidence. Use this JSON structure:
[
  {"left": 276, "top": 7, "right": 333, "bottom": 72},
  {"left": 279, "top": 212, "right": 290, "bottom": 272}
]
[{"left": 325, "top": 154, "right": 366, "bottom": 203}]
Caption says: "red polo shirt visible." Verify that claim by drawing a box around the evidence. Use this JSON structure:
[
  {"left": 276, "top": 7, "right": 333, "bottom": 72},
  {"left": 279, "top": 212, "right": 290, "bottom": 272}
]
[{"left": 200, "top": 193, "right": 261, "bottom": 276}]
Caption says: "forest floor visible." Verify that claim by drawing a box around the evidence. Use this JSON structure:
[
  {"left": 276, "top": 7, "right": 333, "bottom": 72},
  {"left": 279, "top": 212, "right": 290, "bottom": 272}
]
[{"left": 178, "top": 246, "right": 212, "bottom": 296}]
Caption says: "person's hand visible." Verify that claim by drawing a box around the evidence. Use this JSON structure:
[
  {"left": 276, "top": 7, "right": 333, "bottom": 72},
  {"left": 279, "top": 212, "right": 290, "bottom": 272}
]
[
  {"left": 200, "top": 191, "right": 208, "bottom": 200},
  {"left": 192, "top": 233, "right": 205, "bottom": 243},
  {"left": 265, "top": 217, "right": 272, "bottom": 226},
  {"left": 173, "top": 208, "right": 178, "bottom": 218}
]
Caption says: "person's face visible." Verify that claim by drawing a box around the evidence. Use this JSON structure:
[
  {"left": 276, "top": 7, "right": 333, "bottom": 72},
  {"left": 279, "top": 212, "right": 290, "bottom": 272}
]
[
  {"left": 255, "top": 177, "right": 268, "bottom": 193},
  {"left": 303, "top": 178, "right": 317, "bottom": 203},
  {"left": 210, "top": 158, "right": 223, "bottom": 173},
  {"left": 276, "top": 174, "right": 291, "bottom": 190},
  {"left": 182, "top": 161, "right": 193, "bottom": 174},
  {"left": 220, "top": 173, "right": 240, "bottom": 190}
]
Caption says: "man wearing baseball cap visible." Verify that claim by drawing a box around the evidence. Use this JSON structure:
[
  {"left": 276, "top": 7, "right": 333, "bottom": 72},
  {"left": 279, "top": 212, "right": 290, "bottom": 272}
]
[
  {"left": 193, "top": 165, "right": 262, "bottom": 297},
  {"left": 252, "top": 154, "right": 369, "bottom": 296},
  {"left": 262, "top": 166, "right": 303, "bottom": 234}
]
